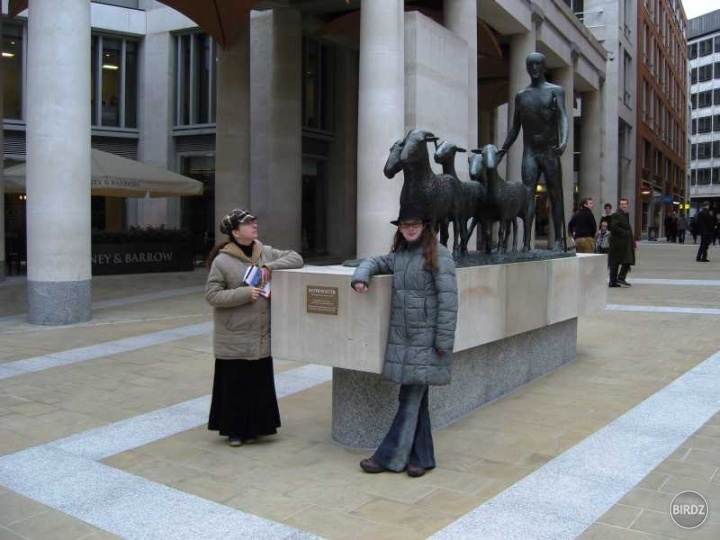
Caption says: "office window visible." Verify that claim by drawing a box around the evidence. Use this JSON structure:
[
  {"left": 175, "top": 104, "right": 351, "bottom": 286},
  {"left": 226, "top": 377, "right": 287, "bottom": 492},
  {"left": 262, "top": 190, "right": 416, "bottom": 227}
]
[
  {"left": 698, "top": 116, "right": 713, "bottom": 134},
  {"left": 714, "top": 168, "right": 720, "bottom": 185},
  {"left": 715, "top": 62, "right": 720, "bottom": 79},
  {"left": 714, "top": 141, "right": 720, "bottom": 158},
  {"left": 699, "top": 64, "right": 713, "bottom": 82},
  {"left": 715, "top": 88, "right": 720, "bottom": 105},
  {"left": 697, "top": 168, "right": 710, "bottom": 185},
  {"left": 714, "top": 115, "right": 720, "bottom": 133},
  {"left": 698, "top": 90, "right": 712, "bottom": 108},
  {"left": 691, "top": 143, "right": 697, "bottom": 159},
  {"left": 2, "top": 23, "right": 23, "bottom": 120},
  {"left": 302, "top": 37, "right": 333, "bottom": 131},
  {"left": 716, "top": 36, "right": 720, "bottom": 53},
  {"left": 699, "top": 38, "right": 713, "bottom": 56},
  {"left": 692, "top": 118, "right": 697, "bottom": 135},
  {"left": 698, "top": 142, "right": 712, "bottom": 159},
  {"left": 91, "top": 35, "right": 139, "bottom": 128},
  {"left": 691, "top": 68, "right": 697, "bottom": 84},
  {"left": 174, "top": 32, "right": 218, "bottom": 127}
]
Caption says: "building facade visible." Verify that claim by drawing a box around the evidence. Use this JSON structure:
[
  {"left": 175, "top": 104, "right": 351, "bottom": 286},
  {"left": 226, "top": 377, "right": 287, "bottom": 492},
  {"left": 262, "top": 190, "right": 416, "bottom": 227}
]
[
  {"left": 635, "top": 0, "right": 688, "bottom": 239},
  {"left": 688, "top": 9, "right": 720, "bottom": 212},
  {"left": 2, "top": 0, "right": 610, "bottom": 324}
]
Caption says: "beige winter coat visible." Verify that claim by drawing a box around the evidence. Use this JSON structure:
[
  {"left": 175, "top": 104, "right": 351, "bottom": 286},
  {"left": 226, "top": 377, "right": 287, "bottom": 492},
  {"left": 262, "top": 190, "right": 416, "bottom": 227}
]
[{"left": 205, "top": 241, "right": 303, "bottom": 359}]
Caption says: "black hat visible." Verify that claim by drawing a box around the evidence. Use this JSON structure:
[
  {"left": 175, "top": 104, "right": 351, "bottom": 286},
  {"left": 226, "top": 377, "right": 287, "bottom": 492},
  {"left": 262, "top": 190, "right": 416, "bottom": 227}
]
[{"left": 390, "top": 203, "right": 430, "bottom": 226}]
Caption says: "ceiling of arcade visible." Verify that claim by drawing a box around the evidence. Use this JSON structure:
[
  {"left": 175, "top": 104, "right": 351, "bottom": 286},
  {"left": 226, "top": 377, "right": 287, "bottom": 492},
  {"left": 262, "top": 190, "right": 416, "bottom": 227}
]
[{"left": 10, "top": 0, "right": 509, "bottom": 108}]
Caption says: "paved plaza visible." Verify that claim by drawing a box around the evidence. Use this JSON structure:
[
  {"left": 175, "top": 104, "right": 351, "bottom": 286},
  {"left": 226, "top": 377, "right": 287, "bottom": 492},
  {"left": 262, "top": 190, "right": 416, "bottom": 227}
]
[{"left": 0, "top": 242, "right": 719, "bottom": 539}]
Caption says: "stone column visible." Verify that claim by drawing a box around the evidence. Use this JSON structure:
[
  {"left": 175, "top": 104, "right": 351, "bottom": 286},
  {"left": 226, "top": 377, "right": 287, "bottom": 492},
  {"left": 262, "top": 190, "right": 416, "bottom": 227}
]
[
  {"left": 579, "top": 88, "right": 602, "bottom": 218},
  {"left": 444, "top": 0, "right": 478, "bottom": 148},
  {"left": 250, "top": 9, "right": 302, "bottom": 251},
  {"left": 505, "top": 32, "right": 536, "bottom": 183},
  {"left": 215, "top": 17, "right": 251, "bottom": 240},
  {"left": 135, "top": 29, "right": 175, "bottom": 229},
  {"left": 356, "top": 0, "right": 404, "bottom": 257},
  {"left": 555, "top": 66, "right": 574, "bottom": 247},
  {"left": 26, "top": 0, "right": 91, "bottom": 324}
]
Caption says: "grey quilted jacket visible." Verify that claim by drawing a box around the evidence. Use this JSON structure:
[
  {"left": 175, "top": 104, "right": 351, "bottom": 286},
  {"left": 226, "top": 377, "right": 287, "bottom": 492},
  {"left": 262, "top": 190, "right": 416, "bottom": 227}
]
[{"left": 351, "top": 243, "right": 458, "bottom": 386}]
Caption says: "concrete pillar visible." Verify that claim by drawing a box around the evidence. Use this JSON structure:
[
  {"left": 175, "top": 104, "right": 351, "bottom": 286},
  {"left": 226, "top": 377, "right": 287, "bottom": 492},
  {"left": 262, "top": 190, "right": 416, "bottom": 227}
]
[
  {"left": 250, "top": 9, "right": 302, "bottom": 251},
  {"left": 356, "top": 0, "right": 404, "bottom": 257},
  {"left": 579, "top": 89, "right": 602, "bottom": 218},
  {"left": 135, "top": 30, "right": 175, "bottom": 229},
  {"left": 554, "top": 66, "right": 574, "bottom": 248},
  {"left": 444, "top": 0, "right": 478, "bottom": 148},
  {"left": 505, "top": 32, "right": 535, "bottom": 184},
  {"left": 216, "top": 17, "right": 251, "bottom": 239},
  {"left": 26, "top": 0, "right": 91, "bottom": 324}
]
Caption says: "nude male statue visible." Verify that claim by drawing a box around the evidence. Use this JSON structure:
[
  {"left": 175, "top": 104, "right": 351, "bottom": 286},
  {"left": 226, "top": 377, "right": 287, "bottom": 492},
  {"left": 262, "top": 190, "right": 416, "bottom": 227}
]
[{"left": 498, "top": 52, "right": 569, "bottom": 252}]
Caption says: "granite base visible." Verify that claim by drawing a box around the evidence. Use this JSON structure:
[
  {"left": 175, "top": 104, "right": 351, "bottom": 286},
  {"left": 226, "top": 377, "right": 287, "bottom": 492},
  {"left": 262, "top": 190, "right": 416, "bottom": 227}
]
[{"left": 332, "top": 318, "right": 577, "bottom": 449}]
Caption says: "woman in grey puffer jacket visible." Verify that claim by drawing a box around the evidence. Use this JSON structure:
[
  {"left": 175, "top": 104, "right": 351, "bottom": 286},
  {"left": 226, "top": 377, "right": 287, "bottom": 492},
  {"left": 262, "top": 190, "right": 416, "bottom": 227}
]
[{"left": 351, "top": 204, "right": 458, "bottom": 477}]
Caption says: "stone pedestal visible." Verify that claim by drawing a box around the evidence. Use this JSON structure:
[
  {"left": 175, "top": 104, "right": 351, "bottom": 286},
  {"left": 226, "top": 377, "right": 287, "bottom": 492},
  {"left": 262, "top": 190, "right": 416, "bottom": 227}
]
[
  {"left": 333, "top": 319, "right": 576, "bottom": 449},
  {"left": 272, "top": 254, "right": 607, "bottom": 447}
]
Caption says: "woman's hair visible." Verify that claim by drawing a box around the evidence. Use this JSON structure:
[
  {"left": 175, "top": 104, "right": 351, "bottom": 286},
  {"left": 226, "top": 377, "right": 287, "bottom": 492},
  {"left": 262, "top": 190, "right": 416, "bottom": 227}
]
[
  {"left": 391, "top": 224, "right": 438, "bottom": 271},
  {"left": 207, "top": 241, "right": 230, "bottom": 268}
]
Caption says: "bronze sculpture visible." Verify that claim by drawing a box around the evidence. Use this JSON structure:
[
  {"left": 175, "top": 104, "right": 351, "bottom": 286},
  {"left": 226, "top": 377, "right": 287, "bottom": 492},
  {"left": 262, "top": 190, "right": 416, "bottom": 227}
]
[{"left": 498, "top": 52, "right": 569, "bottom": 252}]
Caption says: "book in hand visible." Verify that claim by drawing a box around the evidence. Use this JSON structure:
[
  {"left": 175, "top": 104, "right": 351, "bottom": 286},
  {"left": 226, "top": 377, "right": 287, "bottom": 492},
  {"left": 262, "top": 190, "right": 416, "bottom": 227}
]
[{"left": 243, "top": 265, "right": 271, "bottom": 298}]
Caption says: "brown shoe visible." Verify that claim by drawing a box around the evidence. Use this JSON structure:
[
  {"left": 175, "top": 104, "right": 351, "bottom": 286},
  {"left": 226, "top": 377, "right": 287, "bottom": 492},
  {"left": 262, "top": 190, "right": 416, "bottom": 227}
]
[
  {"left": 406, "top": 465, "right": 426, "bottom": 477},
  {"left": 360, "top": 457, "right": 386, "bottom": 473}
]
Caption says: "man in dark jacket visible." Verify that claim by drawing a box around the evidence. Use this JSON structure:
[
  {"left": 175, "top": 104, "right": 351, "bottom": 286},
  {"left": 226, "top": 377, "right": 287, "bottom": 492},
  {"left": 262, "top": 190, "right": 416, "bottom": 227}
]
[
  {"left": 608, "top": 198, "right": 635, "bottom": 287},
  {"left": 568, "top": 197, "right": 598, "bottom": 253},
  {"left": 695, "top": 203, "right": 714, "bottom": 262}
]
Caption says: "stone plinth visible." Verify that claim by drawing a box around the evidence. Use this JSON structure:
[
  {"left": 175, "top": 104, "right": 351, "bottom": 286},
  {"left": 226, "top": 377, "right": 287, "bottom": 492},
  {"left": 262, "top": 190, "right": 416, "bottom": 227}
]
[{"left": 271, "top": 254, "right": 607, "bottom": 448}]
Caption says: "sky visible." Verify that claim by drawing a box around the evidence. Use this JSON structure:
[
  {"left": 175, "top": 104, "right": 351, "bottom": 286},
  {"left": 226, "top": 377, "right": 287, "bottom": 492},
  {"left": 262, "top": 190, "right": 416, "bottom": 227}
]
[{"left": 682, "top": 0, "right": 718, "bottom": 19}]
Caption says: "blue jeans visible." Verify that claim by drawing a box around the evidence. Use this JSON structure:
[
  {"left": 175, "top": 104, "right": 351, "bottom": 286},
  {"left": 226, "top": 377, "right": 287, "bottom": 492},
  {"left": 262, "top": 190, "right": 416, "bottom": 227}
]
[{"left": 373, "top": 384, "right": 435, "bottom": 472}]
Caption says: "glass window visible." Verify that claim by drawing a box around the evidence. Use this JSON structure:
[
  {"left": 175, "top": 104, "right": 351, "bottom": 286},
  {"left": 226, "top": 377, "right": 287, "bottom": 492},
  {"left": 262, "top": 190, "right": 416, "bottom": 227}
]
[
  {"left": 91, "top": 34, "right": 139, "bottom": 129},
  {"left": 713, "top": 141, "right": 720, "bottom": 158},
  {"left": 2, "top": 24, "right": 23, "bottom": 120},
  {"left": 699, "top": 38, "right": 713, "bottom": 56},
  {"left": 302, "top": 37, "right": 333, "bottom": 132},
  {"left": 125, "top": 41, "right": 138, "bottom": 128},
  {"left": 715, "top": 62, "right": 720, "bottom": 80},
  {"left": 691, "top": 143, "right": 697, "bottom": 160},
  {"left": 174, "top": 32, "right": 218, "bottom": 127},
  {"left": 691, "top": 68, "right": 697, "bottom": 84},
  {"left": 715, "top": 88, "right": 720, "bottom": 105},
  {"left": 716, "top": 36, "right": 720, "bottom": 53},
  {"left": 101, "top": 38, "right": 122, "bottom": 127}
]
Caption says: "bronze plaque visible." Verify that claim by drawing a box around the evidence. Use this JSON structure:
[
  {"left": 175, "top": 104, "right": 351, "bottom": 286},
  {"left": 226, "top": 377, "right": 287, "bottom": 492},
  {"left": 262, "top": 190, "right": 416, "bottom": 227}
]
[{"left": 306, "top": 286, "right": 339, "bottom": 315}]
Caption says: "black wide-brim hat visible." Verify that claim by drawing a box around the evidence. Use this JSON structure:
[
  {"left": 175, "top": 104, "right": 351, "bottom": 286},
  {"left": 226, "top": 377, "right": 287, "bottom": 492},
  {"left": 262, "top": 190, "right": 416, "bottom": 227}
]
[{"left": 390, "top": 203, "right": 431, "bottom": 226}]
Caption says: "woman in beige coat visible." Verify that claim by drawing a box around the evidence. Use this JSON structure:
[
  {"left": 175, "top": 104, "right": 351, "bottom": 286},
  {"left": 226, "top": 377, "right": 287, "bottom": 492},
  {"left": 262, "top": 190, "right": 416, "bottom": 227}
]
[{"left": 205, "top": 208, "right": 303, "bottom": 446}]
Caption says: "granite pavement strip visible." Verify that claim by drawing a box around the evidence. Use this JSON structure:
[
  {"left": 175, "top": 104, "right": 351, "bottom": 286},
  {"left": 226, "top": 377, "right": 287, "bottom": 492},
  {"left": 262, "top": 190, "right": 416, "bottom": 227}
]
[{"left": 0, "top": 242, "right": 718, "bottom": 539}]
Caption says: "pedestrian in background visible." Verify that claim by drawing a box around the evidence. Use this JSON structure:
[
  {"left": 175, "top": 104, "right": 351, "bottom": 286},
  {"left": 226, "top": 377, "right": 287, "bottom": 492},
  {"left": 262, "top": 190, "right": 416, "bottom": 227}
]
[
  {"left": 205, "top": 208, "right": 303, "bottom": 447},
  {"left": 568, "top": 197, "right": 598, "bottom": 253},
  {"left": 595, "top": 221, "right": 611, "bottom": 254},
  {"left": 351, "top": 203, "right": 458, "bottom": 478},
  {"left": 695, "top": 203, "right": 714, "bottom": 262},
  {"left": 599, "top": 203, "right": 613, "bottom": 229},
  {"left": 609, "top": 198, "right": 635, "bottom": 288},
  {"left": 676, "top": 214, "right": 687, "bottom": 244}
]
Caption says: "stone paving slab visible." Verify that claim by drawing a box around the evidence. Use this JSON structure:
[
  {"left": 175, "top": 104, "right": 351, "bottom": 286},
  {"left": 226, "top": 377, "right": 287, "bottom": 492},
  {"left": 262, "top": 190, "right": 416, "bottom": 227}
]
[{"left": 0, "top": 245, "right": 718, "bottom": 539}]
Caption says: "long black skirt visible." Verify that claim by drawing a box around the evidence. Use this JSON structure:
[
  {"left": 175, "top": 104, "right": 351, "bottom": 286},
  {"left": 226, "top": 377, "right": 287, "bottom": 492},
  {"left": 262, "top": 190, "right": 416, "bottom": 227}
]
[{"left": 208, "top": 357, "right": 281, "bottom": 439}]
